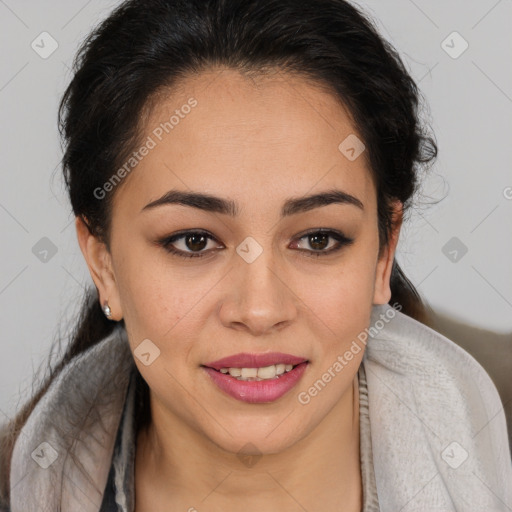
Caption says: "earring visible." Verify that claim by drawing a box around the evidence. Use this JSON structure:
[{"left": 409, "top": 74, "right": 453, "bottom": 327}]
[{"left": 102, "top": 300, "right": 113, "bottom": 320}]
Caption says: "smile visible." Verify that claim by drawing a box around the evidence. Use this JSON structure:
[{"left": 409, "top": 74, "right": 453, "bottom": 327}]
[
  {"left": 202, "top": 359, "right": 309, "bottom": 403},
  {"left": 218, "top": 363, "right": 297, "bottom": 381}
]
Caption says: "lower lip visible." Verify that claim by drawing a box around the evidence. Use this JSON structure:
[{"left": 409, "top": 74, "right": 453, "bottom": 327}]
[{"left": 202, "top": 362, "right": 308, "bottom": 403}]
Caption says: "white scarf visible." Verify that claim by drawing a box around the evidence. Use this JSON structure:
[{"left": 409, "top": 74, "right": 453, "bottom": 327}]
[{"left": 9, "top": 303, "right": 512, "bottom": 511}]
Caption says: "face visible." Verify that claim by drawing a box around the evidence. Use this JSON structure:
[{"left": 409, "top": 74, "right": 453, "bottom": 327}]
[{"left": 77, "top": 67, "right": 401, "bottom": 456}]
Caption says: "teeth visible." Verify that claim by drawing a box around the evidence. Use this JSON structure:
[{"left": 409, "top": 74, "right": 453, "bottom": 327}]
[
  {"left": 220, "top": 363, "right": 299, "bottom": 381},
  {"left": 257, "top": 365, "right": 276, "bottom": 379},
  {"left": 241, "top": 368, "right": 258, "bottom": 378}
]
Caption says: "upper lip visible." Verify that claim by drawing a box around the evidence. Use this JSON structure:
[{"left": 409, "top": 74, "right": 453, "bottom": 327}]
[{"left": 204, "top": 352, "right": 308, "bottom": 370}]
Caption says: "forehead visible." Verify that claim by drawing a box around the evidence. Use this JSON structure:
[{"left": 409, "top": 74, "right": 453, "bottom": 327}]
[{"left": 113, "top": 67, "right": 375, "bottom": 217}]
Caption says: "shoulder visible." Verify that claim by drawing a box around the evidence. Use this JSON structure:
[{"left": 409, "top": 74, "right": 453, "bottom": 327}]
[
  {"left": 362, "top": 303, "right": 512, "bottom": 508},
  {"left": 364, "top": 303, "right": 507, "bottom": 426},
  {"left": 366, "top": 303, "right": 500, "bottom": 391}
]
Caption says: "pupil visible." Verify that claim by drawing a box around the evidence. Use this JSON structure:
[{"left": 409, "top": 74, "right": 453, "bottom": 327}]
[
  {"left": 186, "top": 234, "right": 207, "bottom": 251},
  {"left": 309, "top": 233, "right": 328, "bottom": 250}
]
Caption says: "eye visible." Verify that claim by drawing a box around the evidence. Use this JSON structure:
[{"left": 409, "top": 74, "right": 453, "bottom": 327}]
[
  {"left": 290, "top": 229, "right": 354, "bottom": 257},
  {"left": 157, "top": 228, "right": 354, "bottom": 259},
  {"left": 158, "top": 230, "right": 223, "bottom": 259}
]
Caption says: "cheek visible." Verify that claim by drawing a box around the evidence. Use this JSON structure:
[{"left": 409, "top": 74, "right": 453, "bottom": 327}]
[
  {"left": 114, "top": 246, "right": 219, "bottom": 342},
  {"left": 299, "top": 252, "right": 376, "bottom": 329},
  {"left": 292, "top": 252, "right": 377, "bottom": 377}
]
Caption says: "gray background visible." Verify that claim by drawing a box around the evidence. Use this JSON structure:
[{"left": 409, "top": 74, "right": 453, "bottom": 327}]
[{"left": 1, "top": 0, "right": 511, "bottom": 420}]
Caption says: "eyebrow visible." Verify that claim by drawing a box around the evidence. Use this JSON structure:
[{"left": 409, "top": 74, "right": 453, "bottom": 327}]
[{"left": 141, "top": 188, "right": 364, "bottom": 217}]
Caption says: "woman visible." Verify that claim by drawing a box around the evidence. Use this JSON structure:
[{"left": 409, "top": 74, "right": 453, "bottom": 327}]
[{"left": 1, "top": 0, "right": 511, "bottom": 510}]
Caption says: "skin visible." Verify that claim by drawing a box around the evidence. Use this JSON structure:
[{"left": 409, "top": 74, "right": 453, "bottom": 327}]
[{"left": 76, "top": 67, "right": 402, "bottom": 511}]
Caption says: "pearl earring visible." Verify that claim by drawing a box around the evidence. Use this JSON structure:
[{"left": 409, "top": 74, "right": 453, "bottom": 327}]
[{"left": 102, "top": 301, "right": 112, "bottom": 320}]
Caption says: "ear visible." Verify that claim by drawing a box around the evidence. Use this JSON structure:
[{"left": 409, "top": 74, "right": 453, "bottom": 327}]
[
  {"left": 372, "top": 200, "right": 403, "bottom": 305},
  {"left": 75, "top": 216, "right": 123, "bottom": 321}
]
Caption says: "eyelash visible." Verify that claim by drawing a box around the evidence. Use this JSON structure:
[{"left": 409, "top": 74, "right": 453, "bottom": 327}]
[{"left": 157, "top": 229, "right": 354, "bottom": 259}]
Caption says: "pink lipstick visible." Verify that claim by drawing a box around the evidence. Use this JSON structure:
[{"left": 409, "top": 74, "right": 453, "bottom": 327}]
[{"left": 202, "top": 352, "right": 309, "bottom": 403}]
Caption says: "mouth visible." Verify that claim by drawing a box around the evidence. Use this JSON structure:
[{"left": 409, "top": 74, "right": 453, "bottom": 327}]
[
  {"left": 201, "top": 353, "right": 309, "bottom": 403},
  {"left": 204, "top": 352, "right": 308, "bottom": 371},
  {"left": 203, "top": 362, "right": 304, "bottom": 381}
]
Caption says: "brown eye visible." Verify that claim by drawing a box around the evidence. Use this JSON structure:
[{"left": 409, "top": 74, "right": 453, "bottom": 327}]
[
  {"left": 307, "top": 232, "right": 330, "bottom": 251},
  {"left": 158, "top": 230, "right": 223, "bottom": 258},
  {"left": 291, "top": 229, "right": 354, "bottom": 257},
  {"left": 158, "top": 229, "right": 353, "bottom": 260},
  {"left": 185, "top": 233, "right": 208, "bottom": 251}
]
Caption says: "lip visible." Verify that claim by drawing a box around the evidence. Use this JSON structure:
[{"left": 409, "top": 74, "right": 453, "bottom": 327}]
[
  {"left": 204, "top": 352, "right": 308, "bottom": 371},
  {"left": 202, "top": 361, "right": 309, "bottom": 403}
]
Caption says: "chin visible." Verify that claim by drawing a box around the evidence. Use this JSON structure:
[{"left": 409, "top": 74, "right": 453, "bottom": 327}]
[{"left": 203, "top": 417, "right": 308, "bottom": 458}]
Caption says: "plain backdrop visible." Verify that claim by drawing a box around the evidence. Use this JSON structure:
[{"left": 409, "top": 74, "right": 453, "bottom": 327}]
[{"left": 1, "top": 0, "right": 511, "bottom": 420}]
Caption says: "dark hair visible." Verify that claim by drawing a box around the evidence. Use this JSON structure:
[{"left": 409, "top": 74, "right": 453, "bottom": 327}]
[{"left": 0, "top": 0, "right": 438, "bottom": 505}]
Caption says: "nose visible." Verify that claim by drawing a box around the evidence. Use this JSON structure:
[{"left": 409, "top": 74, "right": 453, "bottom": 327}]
[{"left": 218, "top": 242, "right": 298, "bottom": 336}]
